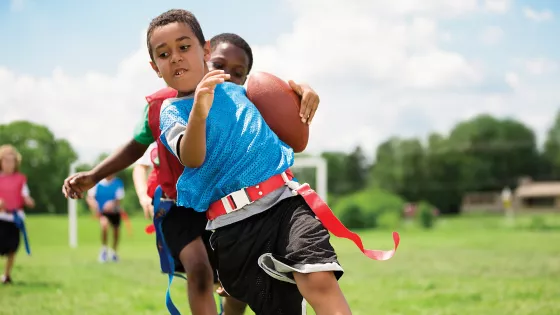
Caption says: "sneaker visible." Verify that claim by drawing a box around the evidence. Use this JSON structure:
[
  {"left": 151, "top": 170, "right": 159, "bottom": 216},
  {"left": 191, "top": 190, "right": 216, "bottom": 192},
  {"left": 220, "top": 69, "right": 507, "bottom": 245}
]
[
  {"left": 111, "top": 252, "right": 119, "bottom": 263},
  {"left": 98, "top": 248, "right": 108, "bottom": 263},
  {"left": 1, "top": 275, "right": 12, "bottom": 285}
]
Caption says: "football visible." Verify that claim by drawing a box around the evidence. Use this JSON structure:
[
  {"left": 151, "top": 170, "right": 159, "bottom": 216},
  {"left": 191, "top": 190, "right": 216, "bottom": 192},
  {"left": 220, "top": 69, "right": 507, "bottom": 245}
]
[{"left": 246, "top": 71, "right": 309, "bottom": 153}]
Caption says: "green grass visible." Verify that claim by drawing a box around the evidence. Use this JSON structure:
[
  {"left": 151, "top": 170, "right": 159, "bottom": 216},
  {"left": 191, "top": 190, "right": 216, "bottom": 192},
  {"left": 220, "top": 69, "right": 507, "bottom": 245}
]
[{"left": 1, "top": 213, "right": 559, "bottom": 315}]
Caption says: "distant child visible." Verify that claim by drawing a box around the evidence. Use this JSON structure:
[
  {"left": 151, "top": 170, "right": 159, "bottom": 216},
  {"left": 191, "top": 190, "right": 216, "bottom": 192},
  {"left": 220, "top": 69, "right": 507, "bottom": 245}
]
[
  {"left": 151, "top": 9, "right": 351, "bottom": 315},
  {"left": 86, "top": 174, "right": 125, "bottom": 263},
  {"left": 0, "top": 144, "right": 35, "bottom": 284}
]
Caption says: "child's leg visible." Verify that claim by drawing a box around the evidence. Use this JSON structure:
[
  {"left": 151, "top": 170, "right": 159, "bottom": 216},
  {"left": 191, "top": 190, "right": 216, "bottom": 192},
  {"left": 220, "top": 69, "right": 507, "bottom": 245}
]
[
  {"left": 223, "top": 296, "right": 247, "bottom": 315},
  {"left": 293, "top": 272, "right": 351, "bottom": 315},
  {"left": 212, "top": 196, "right": 347, "bottom": 315},
  {"left": 1, "top": 220, "right": 20, "bottom": 282},
  {"left": 162, "top": 206, "right": 217, "bottom": 315},
  {"left": 4, "top": 253, "right": 15, "bottom": 277},
  {"left": 98, "top": 216, "right": 109, "bottom": 262},
  {"left": 99, "top": 216, "right": 109, "bottom": 247},
  {"left": 110, "top": 214, "right": 121, "bottom": 253}
]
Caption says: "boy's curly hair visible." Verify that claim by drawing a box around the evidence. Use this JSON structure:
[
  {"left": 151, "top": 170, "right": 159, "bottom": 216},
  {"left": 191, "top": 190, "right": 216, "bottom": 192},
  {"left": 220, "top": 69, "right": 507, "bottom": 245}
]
[{"left": 146, "top": 9, "right": 206, "bottom": 61}]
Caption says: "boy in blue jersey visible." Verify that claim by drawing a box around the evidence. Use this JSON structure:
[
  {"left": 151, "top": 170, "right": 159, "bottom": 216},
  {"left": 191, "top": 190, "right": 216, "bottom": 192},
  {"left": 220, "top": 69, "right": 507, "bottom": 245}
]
[
  {"left": 86, "top": 174, "right": 125, "bottom": 263},
  {"left": 149, "top": 9, "right": 350, "bottom": 315}
]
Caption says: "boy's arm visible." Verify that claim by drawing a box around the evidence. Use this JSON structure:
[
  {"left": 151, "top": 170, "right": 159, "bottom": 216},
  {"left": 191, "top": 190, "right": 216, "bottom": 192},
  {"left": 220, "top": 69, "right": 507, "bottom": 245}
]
[
  {"left": 86, "top": 188, "right": 100, "bottom": 215},
  {"left": 160, "top": 71, "right": 228, "bottom": 168},
  {"left": 113, "top": 182, "right": 125, "bottom": 209},
  {"left": 63, "top": 104, "right": 153, "bottom": 199},
  {"left": 132, "top": 164, "right": 153, "bottom": 218},
  {"left": 21, "top": 183, "right": 35, "bottom": 209},
  {"left": 160, "top": 105, "right": 206, "bottom": 168}
]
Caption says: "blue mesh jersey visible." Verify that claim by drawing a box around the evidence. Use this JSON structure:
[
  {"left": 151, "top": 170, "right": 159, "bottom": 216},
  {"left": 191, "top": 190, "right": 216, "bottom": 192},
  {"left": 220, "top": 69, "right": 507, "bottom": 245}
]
[{"left": 159, "top": 82, "right": 294, "bottom": 212}]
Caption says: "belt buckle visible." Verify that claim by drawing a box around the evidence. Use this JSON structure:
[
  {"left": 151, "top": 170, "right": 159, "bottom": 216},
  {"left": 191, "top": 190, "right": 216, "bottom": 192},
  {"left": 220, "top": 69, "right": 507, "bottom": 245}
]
[{"left": 222, "top": 188, "right": 252, "bottom": 214}]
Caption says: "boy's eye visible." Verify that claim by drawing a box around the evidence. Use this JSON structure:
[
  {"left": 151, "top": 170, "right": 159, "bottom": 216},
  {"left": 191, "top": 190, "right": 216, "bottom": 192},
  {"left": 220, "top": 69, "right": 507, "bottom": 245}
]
[
  {"left": 180, "top": 45, "right": 190, "bottom": 51},
  {"left": 158, "top": 52, "right": 169, "bottom": 58},
  {"left": 212, "top": 62, "right": 223, "bottom": 69}
]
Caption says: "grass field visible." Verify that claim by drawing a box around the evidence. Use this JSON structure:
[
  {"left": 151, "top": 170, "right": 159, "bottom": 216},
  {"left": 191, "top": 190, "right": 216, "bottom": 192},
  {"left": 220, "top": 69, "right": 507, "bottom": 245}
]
[{"left": 1, "top": 213, "right": 559, "bottom": 315}]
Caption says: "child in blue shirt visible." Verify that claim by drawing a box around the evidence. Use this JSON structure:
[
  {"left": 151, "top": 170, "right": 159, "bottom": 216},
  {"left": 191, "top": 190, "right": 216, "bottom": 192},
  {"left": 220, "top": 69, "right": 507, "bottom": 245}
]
[
  {"left": 87, "top": 174, "right": 125, "bottom": 263},
  {"left": 150, "top": 9, "right": 349, "bottom": 315}
]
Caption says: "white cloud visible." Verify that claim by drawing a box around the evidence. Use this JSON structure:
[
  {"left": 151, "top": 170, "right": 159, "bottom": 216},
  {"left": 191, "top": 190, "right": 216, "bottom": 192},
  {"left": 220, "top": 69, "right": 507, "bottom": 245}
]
[
  {"left": 1, "top": 0, "right": 559, "bottom": 163},
  {"left": 523, "top": 7, "right": 554, "bottom": 22},
  {"left": 504, "top": 71, "right": 520, "bottom": 89},
  {"left": 10, "top": 0, "right": 25, "bottom": 12},
  {"left": 484, "top": 0, "right": 511, "bottom": 13},
  {"left": 524, "top": 58, "right": 558, "bottom": 75},
  {"left": 480, "top": 26, "right": 504, "bottom": 45}
]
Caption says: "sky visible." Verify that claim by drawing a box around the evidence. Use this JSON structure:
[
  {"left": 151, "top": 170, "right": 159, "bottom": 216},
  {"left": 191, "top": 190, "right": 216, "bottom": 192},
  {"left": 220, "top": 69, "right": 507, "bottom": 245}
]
[{"left": 1, "top": 0, "right": 559, "bottom": 163}]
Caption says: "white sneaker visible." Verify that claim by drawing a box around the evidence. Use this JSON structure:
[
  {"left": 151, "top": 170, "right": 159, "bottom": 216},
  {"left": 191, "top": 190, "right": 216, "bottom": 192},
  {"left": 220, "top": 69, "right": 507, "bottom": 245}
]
[
  {"left": 108, "top": 249, "right": 119, "bottom": 263},
  {"left": 98, "top": 248, "right": 108, "bottom": 263}
]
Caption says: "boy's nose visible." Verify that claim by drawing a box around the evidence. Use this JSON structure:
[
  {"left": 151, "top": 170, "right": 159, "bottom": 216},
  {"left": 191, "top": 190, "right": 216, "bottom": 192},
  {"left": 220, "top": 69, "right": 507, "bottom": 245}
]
[{"left": 171, "top": 55, "right": 183, "bottom": 64}]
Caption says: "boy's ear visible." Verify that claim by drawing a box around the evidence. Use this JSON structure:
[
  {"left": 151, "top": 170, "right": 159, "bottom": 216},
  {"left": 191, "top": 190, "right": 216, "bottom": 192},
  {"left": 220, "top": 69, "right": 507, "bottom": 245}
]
[
  {"left": 203, "top": 40, "right": 211, "bottom": 62},
  {"left": 150, "top": 61, "right": 162, "bottom": 78}
]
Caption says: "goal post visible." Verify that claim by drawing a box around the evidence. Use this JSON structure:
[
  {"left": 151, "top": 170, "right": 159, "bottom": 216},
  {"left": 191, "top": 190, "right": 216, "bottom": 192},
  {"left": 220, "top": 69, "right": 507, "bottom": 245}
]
[
  {"left": 292, "top": 156, "right": 328, "bottom": 201},
  {"left": 68, "top": 162, "right": 79, "bottom": 249}
]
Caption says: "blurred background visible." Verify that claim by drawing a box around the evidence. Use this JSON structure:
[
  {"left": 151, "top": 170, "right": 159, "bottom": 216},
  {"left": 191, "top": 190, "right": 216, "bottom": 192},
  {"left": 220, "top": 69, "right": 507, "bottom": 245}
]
[{"left": 1, "top": 0, "right": 559, "bottom": 314}]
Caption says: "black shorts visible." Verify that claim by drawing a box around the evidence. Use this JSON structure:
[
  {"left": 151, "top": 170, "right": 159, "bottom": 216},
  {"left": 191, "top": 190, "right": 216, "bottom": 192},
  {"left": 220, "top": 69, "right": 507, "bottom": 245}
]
[
  {"left": 0, "top": 220, "right": 20, "bottom": 256},
  {"left": 161, "top": 204, "right": 218, "bottom": 283},
  {"left": 102, "top": 212, "right": 121, "bottom": 228},
  {"left": 210, "top": 195, "right": 344, "bottom": 315}
]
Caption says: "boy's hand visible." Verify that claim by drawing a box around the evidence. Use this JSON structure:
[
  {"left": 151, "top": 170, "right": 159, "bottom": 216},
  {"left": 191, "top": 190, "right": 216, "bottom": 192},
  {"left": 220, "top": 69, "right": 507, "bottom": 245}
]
[
  {"left": 0, "top": 198, "right": 4, "bottom": 210},
  {"left": 288, "top": 80, "right": 320, "bottom": 125},
  {"left": 102, "top": 200, "right": 116, "bottom": 213},
  {"left": 139, "top": 195, "right": 154, "bottom": 219},
  {"left": 62, "top": 171, "right": 97, "bottom": 199},
  {"left": 191, "top": 70, "right": 231, "bottom": 120},
  {"left": 24, "top": 197, "right": 35, "bottom": 209}
]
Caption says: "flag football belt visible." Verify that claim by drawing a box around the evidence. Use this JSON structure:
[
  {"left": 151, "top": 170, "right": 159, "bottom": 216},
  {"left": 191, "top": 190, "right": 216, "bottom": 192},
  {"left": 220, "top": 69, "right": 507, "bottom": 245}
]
[
  {"left": 206, "top": 169, "right": 401, "bottom": 261},
  {"left": 206, "top": 170, "right": 296, "bottom": 220}
]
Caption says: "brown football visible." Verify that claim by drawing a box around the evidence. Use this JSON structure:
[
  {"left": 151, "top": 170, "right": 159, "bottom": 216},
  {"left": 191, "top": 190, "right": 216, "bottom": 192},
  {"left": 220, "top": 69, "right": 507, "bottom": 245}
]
[{"left": 246, "top": 71, "right": 309, "bottom": 153}]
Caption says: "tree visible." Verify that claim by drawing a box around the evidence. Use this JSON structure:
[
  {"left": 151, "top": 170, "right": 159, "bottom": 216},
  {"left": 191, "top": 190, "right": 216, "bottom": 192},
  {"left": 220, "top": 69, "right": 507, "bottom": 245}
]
[
  {"left": 370, "top": 114, "right": 540, "bottom": 214},
  {"left": 345, "top": 146, "right": 369, "bottom": 192},
  {"left": 447, "top": 114, "right": 539, "bottom": 191},
  {"left": 542, "top": 109, "right": 560, "bottom": 179},
  {"left": 0, "top": 121, "right": 78, "bottom": 214}
]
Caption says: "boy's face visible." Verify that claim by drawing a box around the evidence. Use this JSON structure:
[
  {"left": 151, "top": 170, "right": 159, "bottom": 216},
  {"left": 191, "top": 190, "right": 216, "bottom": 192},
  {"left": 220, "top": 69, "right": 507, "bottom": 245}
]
[
  {"left": 208, "top": 42, "right": 250, "bottom": 86},
  {"left": 149, "top": 22, "right": 210, "bottom": 94}
]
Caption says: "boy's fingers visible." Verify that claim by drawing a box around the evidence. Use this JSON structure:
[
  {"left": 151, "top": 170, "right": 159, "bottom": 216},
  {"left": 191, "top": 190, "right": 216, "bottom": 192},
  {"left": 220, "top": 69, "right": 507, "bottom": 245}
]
[
  {"left": 200, "top": 77, "right": 226, "bottom": 90},
  {"left": 300, "top": 92, "right": 312, "bottom": 119},
  {"left": 304, "top": 95, "right": 319, "bottom": 124},
  {"left": 202, "top": 69, "right": 226, "bottom": 80},
  {"left": 288, "top": 80, "right": 302, "bottom": 96},
  {"left": 307, "top": 98, "right": 319, "bottom": 124}
]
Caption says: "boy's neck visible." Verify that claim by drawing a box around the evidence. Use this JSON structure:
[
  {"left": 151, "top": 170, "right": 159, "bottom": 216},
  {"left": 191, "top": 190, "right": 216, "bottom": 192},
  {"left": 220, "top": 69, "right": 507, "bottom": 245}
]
[{"left": 176, "top": 90, "right": 194, "bottom": 98}]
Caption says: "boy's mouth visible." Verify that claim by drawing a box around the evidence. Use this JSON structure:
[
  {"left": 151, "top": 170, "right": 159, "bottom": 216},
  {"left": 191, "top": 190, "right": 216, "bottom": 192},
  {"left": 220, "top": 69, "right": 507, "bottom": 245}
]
[{"left": 174, "top": 68, "right": 188, "bottom": 77}]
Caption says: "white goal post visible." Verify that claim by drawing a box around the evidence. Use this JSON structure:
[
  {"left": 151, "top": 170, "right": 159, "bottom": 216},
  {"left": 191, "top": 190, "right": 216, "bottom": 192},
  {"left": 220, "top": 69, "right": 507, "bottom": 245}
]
[
  {"left": 292, "top": 156, "right": 328, "bottom": 201},
  {"left": 66, "top": 156, "right": 328, "bottom": 248},
  {"left": 68, "top": 162, "right": 79, "bottom": 249}
]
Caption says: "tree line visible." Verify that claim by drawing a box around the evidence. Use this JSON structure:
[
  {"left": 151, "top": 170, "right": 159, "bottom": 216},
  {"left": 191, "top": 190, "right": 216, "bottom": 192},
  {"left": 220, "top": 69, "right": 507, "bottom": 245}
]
[{"left": 2, "top": 110, "right": 560, "bottom": 215}]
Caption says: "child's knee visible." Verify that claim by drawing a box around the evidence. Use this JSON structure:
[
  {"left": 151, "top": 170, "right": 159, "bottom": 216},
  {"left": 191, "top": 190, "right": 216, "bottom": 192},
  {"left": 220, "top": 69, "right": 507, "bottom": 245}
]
[
  {"left": 179, "top": 243, "right": 213, "bottom": 293},
  {"left": 99, "top": 217, "right": 109, "bottom": 229},
  {"left": 294, "top": 271, "right": 339, "bottom": 296}
]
